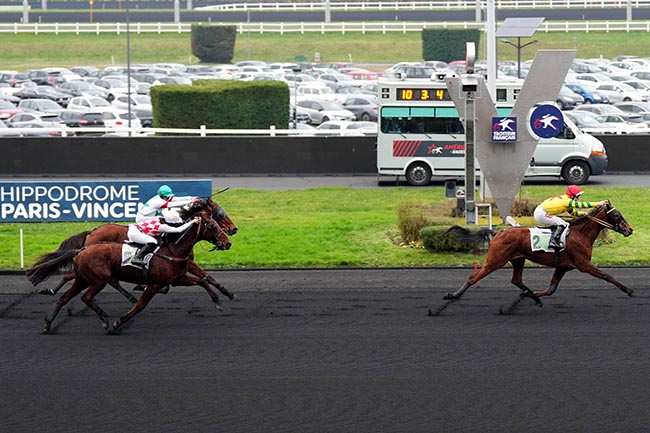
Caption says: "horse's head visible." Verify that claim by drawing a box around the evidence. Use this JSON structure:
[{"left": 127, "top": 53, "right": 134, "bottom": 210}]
[
  {"left": 182, "top": 199, "right": 232, "bottom": 250},
  {"left": 207, "top": 197, "right": 238, "bottom": 236},
  {"left": 602, "top": 200, "right": 634, "bottom": 237}
]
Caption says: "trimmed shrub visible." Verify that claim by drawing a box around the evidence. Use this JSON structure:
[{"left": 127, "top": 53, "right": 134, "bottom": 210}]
[
  {"left": 422, "top": 29, "right": 481, "bottom": 63},
  {"left": 421, "top": 225, "right": 490, "bottom": 253},
  {"left": 151, "top": 80, "right": 290, "bottom": 130},
  {"left": 191, "top": 24, "right": 236, "bottom": 64}
]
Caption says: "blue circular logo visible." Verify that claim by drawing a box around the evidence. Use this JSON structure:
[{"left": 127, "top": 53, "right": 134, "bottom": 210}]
[{"left": 529, "top": 105, "right": 564, "bottom": 139}]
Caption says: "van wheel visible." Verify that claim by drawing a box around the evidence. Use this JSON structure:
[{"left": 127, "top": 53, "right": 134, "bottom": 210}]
[
  {"left": 562, "top": 160, "right": 590, "bottom": 185},
  {"left": 623, "top": 97, "right": 632, "bottom": 102},
  {"left": 406, "top": 162, "right": 432, "bottom": 186},
  {"left": 584, "top": 99, "right": 592, "bottom": 104}
]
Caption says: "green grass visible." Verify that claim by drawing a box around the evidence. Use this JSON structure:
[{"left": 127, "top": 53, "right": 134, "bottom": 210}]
[
  {"left": 3, "top": 30, "right": 650, "bottom": 70},
  {"left": 3, "top": 185, "right": 648, "bottom": 271}
]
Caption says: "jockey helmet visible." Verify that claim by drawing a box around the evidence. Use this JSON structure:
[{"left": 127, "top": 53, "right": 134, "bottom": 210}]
[
  {"left": 157, "top": 185, "right": 173, "bottom": 199},
  {"left": 565, "top": 185, "right": 583, "bottom": 199},
  {"left": 161, "top": 208, "right": 182, "bottom": 224}
]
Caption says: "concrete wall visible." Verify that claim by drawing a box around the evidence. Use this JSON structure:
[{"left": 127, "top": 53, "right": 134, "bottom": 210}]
[{"left": 0, "top": 134, "right": 645, "bottom": 176}]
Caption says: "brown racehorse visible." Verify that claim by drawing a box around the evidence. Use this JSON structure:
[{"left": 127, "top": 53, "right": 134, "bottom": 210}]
[
  {"left": 29, "top": 197, "right": 237, "bottom": 307},
  {"left": 28, "top": 200, "right": 231, "bottom": 333},
  {"left": 442, "top": 201, "right": 634, "bottom": 305}
]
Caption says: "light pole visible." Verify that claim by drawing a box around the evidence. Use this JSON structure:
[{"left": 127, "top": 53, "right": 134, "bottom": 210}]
[
  {"left": 501, "top": 38, "right": 538, "bottom": 79},
  {"left": 126, "top": 0, "right": 132, "bottom": 135},
  {"left": 292, "top": 67, "right": 301, "bottom": 129}
]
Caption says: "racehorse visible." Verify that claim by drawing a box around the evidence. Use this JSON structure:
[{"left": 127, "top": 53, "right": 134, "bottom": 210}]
[
  {"left": 28, "top": 200, "right": 230, "bottom": 333},
  {"left": 442, "top": 201, "right": 634, "bottom": 304},
  {"left": 28, "top": 197, "right": 238, "bottom": 307}
]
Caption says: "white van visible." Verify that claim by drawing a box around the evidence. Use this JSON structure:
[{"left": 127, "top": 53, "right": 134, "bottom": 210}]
[{"left": 376, "top": 79, "right": 607, "bottom": 185}]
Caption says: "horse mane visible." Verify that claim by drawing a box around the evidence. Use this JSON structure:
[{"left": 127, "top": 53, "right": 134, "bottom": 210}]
[
  {"left": 568, "top": 204, "right": 605, "bottom": 227},
  {"left": 178, "top": 199, "right": 209, "bottom": 222}
]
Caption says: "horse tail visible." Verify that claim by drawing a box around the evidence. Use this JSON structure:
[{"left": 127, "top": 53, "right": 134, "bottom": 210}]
[
  {"left": 26, "top": 249, "right": 80, "bottom": 286},
  {"left": 57, "top": 230, "right": 92, "bottom": 251},
  {"left": 440, "top": 225, "right": 495, "bottom": 244}
]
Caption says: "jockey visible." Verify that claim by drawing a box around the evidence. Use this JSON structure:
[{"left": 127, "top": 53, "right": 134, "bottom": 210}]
[
  {"left": 533, "top": 185, "right": 607, "bottom": 249},
  {"left": 136, "top": 184, "right": 199, "bottom": 224},
  {"left": 128, "top": 208, "right": 201, "bottom": 266}
]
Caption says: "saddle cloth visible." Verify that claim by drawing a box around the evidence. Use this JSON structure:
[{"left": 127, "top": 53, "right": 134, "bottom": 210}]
[
  {"left": 121, "top": 243, "right": 155, "bottom": 269},
  {"left": 529, "top": 227, "right": 568, "bottom": 253}
]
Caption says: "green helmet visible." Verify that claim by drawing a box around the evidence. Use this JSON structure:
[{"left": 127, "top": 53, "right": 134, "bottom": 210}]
[{"left": 157, "top": 185, "right": 173, "bottom": 198}]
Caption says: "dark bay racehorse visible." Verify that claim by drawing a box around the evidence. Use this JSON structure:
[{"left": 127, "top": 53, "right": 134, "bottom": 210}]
[
  {"left": 29, "top": 198, "right": 237, "bottom": 307},
  {"left": 443, "top": 201, "right": 634, "bottom": 304},
  {"left": 28, "top": 200, "right": 230, "bottom": 333}
]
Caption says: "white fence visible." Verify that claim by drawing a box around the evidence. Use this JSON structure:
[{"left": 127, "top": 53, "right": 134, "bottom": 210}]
[
  {"left": 196, "top": 0, "right": 650, "bottom": 11},
  {"left": 3, "top": 20, "right": 650, "bottom": 34}
]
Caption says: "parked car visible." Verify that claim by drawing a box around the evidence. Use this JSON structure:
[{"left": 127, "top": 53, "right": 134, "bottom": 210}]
[
  {"left": 25, "top": 69, "right": 66, "bottom": 86},
  {"left": 593, "top": 113, "right": 647, "bottom": 133},
  {"left": 315, "top": 120, "right": 378, "bottom": 136},
  {"left": 564, "top": 110, "right": 620, "bottom": 134},
  {"left": 564, "top": 82, "right": 609, "bottom": 104},
  {"left": 57, "top": 109, "right": 105, "bottom": 135},
  {"left": 0, "top": 70, "right": 29, "bottom": 86},
  {"left": 556, "top": 85, "right": 584, "bottom": 110},
  {"left": 593, "top": 81, "right": 649, "bottom": 103},
  {"left": 10, "top": 121, "right": 76, "bottom": 136},
  {"left": 14, "top": 85, "right": 71, "bottom": 107},
  {"left": 295, "top": 83, "right": 339, "bottom": 101},
  {"left": 572, "top": 73, "right": 614, "bottom": 90},
  {"left": 622, "top": 80, "right": 650, "bottom": 93},
  {"left": 296, "top": 99, "right": 355, "bottom": 125},
  {"left": 67, "top": 96, "right": 113, "bottom": 113},
  {"left": 0, "top": 119, "right": 24, "bottom": 136},
  {"left": 575, "top": 104, "right": 628, "bottom": 116},
  {"left": 111, "top": 94, "right": 152, "bottom": 112},
  {"left": 58, "top": 81, "right": 109, "bottom": 99},
  {"left": 614, "top": 101, "right": 650, "bottom": 114},
  {"left": 6, "top": 111, "right": 62, "bottom": 127},
  {"left": 17, "top": 98, "right": 64, "bottom": 112},
  {"left": 101, "top": 110, "right": 142, "bottom": 130},
  {"left": 341, "top": 96, "right": 379, "bottom": 121},
  {"left": 317, "top": 73, "right": 359, "bottom": 90},
  {"left": 383, "top": 63, "right": 436, "bottom": 79}
]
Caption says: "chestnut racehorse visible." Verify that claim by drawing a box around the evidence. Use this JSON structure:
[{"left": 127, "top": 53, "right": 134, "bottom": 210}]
[
  {"left": 29, "top": 197, "right": 237, "bottom": 307},
  {"left": 443, "top": 201, "right": 634, "bottom": 305},
  {"left": 28, "top": 200, "right": 231, "bottom": 333}
]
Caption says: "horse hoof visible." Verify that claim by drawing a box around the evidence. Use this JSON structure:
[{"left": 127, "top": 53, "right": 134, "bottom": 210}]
[
  {"left": 101, "top": 319, "right": 110, "bottom": 330},
  {"left": 38, "top": 289, "right": 55, "bottom": 296},
  {"left": 214, "top": 304, "right": 223, "bottom": 311},
  {"left": 442, "top": 293, "right": 456, "bottom": 300},
  {"left": 627, "top": 289, "right": 634, "bottom": 297}
]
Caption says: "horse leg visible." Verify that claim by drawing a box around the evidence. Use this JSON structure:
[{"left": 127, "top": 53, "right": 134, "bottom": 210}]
[
  {"left": 532, "top": 267, "right": 570, "bottom": 298},
  {"left": 81, "top": 284, "right": 110, "bottom": 330},
  {"left": 43, "top": 278, "right": 88, "bottom": 333},
  {"left": 178, "top": 274, "right": 222, "bottom": 310},
  {"left": 38, "top": 271, "right": 74, "bottom": 296},
  {"left": 112, "top": 285, "right": 160, "bottom": 330},
  {"left": 508, "top": 258, "right": 543, "bottom": 307},
  {"left": 188, "top": 261, "right": 236, "bottom": 300},
  {"left": 108, "top": 279, "right": 139, "bottom": 304},
  {"left": 444, "top": 258, "right": 508, "bottom": 300},
  {"left": 575, "top": 262, "right": 634, "bottom": 297}
]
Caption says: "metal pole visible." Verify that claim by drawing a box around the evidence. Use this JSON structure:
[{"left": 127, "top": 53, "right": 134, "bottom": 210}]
[
  {"left": 126, "top": 0, "right": 132, "bottom": 135},
  {"left": 517, "top": 37, "right": 521, "bottom": 79},
  {"left": 465, "top": 96, "right": 476, "bottom": 225}
]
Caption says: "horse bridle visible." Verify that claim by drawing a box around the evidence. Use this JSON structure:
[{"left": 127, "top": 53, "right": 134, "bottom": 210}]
[{"left": 585, "top": 202, "right": 625, "bottom": 233}]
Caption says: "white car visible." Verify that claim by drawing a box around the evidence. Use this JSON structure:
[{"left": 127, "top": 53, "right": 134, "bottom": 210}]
[
  {"left": 101, "top": 110, "right": 142, "bottom": 130},
  {"left": 593, "top": 81, "right": 649, "bottom": 103},
  {"left": 111, "top": 94, "right": 152, "bottom": 111},
  {"left": 296, "top": 99, "right": 355, "bottom": 125},
  {"left": 315, "top": 120, "right": 378, "bottom": 136},
  {"left": 68, "top": 96, "right": 113, "bottom": 113}
]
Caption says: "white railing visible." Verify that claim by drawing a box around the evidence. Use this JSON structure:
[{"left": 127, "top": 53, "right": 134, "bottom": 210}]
[
  {"left": 3, "top": 20, "right": 650, "bottom": 34},
  {"left": 9, "top": 125, "right": 328, "bottom": 137},
  {"left": 196, "top": 0, "right": 650, "bottom": 11}
]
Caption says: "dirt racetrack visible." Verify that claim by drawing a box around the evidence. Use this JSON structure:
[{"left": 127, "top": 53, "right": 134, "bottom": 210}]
[{"left": 1, "top": 267, "right": 650, "bottom": 433}]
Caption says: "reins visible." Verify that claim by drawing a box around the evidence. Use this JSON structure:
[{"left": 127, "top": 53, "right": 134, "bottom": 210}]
[{"left": 584, "top": 205, "right": 617, "bottom": 230}]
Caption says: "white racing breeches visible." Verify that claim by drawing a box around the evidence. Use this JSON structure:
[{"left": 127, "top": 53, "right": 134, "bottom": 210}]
[
  {"left": 533, "top": 206, "right": 569, "bottom": 228},
  {"left": 127, "top": 225, "right": 157, "bottom": 245}
]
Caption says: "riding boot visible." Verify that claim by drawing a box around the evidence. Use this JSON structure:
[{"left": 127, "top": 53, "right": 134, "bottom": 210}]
[
  {"left": 549, "top": 226, "right": 566, "bottom": 249},
  {"left": 132, "top": 243, "right": 156, "bottom": 267}
]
